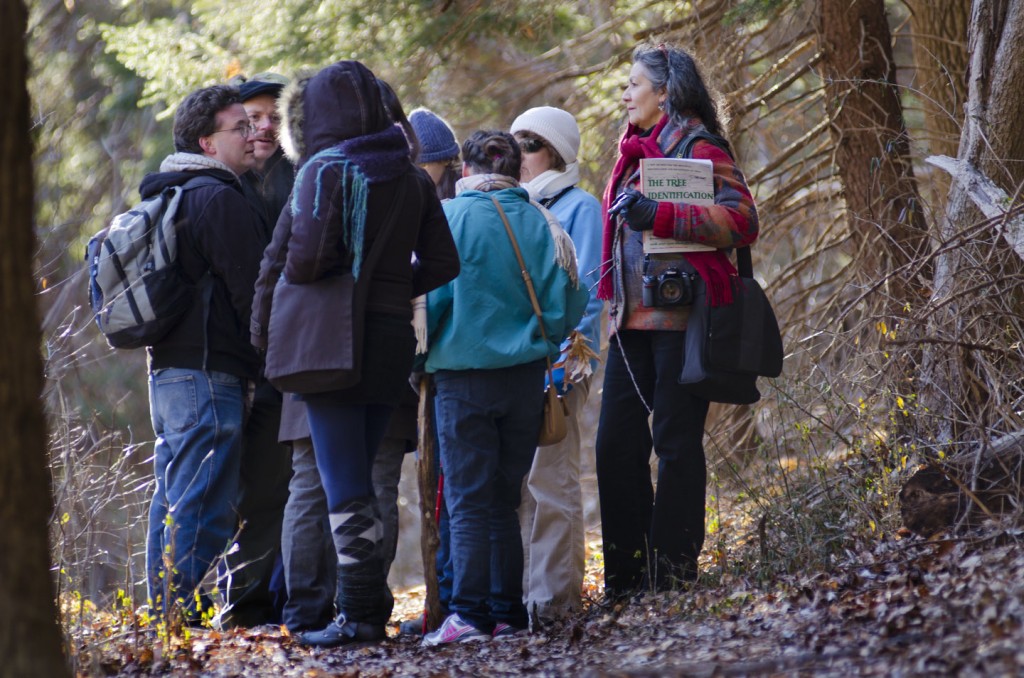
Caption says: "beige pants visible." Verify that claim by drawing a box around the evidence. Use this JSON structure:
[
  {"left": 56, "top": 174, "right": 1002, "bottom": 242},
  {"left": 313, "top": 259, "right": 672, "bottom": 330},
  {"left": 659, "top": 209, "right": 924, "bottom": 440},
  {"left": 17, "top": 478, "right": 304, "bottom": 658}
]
[{"left": 519, "top": 376, "right": 590, "bottom": 620}]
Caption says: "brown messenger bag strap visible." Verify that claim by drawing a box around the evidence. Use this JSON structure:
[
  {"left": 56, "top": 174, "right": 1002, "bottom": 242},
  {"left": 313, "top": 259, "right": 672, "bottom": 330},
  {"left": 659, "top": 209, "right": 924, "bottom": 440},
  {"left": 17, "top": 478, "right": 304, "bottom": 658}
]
[{"left": 490, "top": 196, "right": 557, "bottom": 382}]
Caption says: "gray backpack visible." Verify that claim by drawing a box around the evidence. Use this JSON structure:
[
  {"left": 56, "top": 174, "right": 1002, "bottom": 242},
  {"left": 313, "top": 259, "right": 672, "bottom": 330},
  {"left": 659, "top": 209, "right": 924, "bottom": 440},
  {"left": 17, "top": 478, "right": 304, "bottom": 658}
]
[{"left": 86, "top": 176, "right": 219, "bottom": 349}]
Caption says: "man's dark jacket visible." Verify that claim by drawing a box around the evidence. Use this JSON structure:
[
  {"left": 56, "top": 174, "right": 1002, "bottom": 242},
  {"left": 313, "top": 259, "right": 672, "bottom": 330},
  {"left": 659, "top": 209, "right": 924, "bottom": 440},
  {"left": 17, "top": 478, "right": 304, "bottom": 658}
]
[
  {"left": 242, "top": 147, "right": 295, "bottom": 238},
  {"left": 141, "top": 164, "right": 267, "bottom": 380}
]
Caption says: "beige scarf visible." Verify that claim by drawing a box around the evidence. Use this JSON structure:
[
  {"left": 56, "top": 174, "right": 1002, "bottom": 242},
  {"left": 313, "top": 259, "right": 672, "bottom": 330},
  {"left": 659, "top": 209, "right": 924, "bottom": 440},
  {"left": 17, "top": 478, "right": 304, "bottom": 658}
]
[
  {"left": 160, "top": 152, "right": 237, "bottom": 176},
  {"left": 456, "top": 173, "right": 579, "bottom": 287}
]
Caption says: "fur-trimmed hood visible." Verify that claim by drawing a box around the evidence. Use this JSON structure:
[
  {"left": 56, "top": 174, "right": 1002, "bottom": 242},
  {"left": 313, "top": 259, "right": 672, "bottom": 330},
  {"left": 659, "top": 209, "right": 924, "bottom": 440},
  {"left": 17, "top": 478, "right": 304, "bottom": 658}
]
[
  {"left": 278, "top": 61, "right": 391, "bottom": 165},
  {"left": 278, "top": 70, "right": 313, "bottom": 164}
]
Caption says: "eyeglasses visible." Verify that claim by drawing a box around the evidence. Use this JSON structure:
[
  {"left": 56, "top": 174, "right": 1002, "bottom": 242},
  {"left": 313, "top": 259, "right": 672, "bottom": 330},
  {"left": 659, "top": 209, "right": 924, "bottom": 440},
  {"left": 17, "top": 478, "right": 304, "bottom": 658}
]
[
  {"left": 210, "top": 123, "right": 256, "bottom": 139},
  {"left": 518, "top": 138, "right": 546, "bottom": 154}
]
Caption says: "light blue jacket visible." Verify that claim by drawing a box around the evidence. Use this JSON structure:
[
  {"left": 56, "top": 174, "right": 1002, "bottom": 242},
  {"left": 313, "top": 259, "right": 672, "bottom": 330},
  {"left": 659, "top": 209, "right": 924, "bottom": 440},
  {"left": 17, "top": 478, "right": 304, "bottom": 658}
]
[
  {"left": 425, "top": 187, "right": 589, "bottom": 373},
  {"left": 545, "top": 186, "right": 603, "bottom": 383}
]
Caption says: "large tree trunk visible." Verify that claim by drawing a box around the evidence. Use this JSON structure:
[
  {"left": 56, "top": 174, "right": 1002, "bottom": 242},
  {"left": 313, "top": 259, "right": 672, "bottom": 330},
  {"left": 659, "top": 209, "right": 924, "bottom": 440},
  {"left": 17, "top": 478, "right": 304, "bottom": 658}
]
[
  {"left": 817, "top": 0, "right": 930, "bottom": 308},
  {"left": 906, "top": 0, "right": 970, "bottom": 205},
  {"left": 0, "top": 1, "right": 69, "bottom": 675},
  {"left": 919, "top": 0, "right": 1024, "bottom": 445}
]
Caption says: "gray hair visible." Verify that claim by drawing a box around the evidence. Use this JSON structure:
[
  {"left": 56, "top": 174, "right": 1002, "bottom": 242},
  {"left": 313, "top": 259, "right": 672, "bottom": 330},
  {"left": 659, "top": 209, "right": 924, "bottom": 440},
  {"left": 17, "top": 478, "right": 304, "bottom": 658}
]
[{"left": 632, "top": 44, "right": 723, "bottom": 136}]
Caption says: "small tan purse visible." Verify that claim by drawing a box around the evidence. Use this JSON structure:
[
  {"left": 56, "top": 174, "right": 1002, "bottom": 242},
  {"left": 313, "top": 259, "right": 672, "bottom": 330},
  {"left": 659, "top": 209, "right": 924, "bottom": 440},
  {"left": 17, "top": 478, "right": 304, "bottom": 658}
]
[{"left": 490, "top": 196, "right": 569, "bottom": 446}]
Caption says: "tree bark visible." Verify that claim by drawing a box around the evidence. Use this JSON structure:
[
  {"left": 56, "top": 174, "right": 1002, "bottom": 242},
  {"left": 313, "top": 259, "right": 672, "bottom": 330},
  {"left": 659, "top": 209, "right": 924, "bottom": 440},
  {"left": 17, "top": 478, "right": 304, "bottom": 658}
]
[
  {"left": 0, "top": 1, "right": 70, "bottom": 674},
  {"left": 817, "top": 0, "right": 930, "bottom": 303},
  {"left": 920, "top": 0, "right": 1024, "bottom": 444},
  {"left": 416, "top": 378, "right": 444, "bottom": 631},
  {"left": 906, "top": 0, "right": 970, "bottom": 205}
]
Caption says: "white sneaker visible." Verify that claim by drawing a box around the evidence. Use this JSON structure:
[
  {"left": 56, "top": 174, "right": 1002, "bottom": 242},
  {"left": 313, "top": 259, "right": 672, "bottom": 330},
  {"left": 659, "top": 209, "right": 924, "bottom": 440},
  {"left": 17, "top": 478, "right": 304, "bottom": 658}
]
[
  {"left": 422, "top": 613, "right": 490, "bottom": 646},
  {"left": 492, "top": 622, "right": 527, "bottom": 640}
]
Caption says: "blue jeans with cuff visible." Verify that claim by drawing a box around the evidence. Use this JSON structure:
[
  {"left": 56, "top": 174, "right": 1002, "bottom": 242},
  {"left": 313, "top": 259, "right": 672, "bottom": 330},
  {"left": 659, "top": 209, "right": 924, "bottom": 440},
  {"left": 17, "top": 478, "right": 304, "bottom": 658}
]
[
  {"left": 146, "top": 368, "right": 245, "bottom": 620},
  {"left": 433, "top": 360, "right": 545, "bottom": 633}
]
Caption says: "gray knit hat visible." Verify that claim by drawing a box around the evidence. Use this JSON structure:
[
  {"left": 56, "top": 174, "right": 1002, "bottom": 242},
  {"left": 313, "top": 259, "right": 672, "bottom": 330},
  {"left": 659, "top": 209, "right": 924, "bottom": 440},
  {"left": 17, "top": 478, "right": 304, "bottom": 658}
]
[
  {"left": 409, "top": 107, "right": 459, "bottom": 163},
  {"left": 510, "top": 106, "right": 580, "bottom": 165}
]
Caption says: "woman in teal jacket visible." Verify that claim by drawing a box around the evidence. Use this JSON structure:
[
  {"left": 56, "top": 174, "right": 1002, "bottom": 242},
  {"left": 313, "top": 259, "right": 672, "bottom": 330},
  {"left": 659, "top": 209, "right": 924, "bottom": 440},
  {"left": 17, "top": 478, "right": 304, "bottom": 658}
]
[{"left": 422, "top": 130, "right": 588, "bottom": 645}]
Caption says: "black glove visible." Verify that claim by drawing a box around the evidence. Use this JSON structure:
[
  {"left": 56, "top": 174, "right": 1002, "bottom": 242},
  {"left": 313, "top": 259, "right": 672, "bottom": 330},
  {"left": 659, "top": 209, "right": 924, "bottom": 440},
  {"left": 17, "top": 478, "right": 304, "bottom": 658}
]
[{"left": 611, "top": 188, "right": 659, "bottom": 231}]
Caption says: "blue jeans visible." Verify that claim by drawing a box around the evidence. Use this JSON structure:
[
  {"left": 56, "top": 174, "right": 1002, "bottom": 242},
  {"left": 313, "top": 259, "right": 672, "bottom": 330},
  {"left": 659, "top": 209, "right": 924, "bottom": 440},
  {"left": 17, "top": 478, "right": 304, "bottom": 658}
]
[
  {"left": 146, "top": 368, "right": 245, "bottom": 619},
  {"left": 433, "top": 361, "right": 545, "bottom": 632},
  {"left": 434, "top": 419, "right": 452, "bottom": 616}
]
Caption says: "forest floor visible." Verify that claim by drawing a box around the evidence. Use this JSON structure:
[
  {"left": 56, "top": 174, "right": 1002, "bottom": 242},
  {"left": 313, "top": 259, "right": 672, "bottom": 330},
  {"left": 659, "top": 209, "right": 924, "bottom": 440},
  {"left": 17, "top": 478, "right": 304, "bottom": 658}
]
[{"left": 67, "top": 517, "right": 1024, "bottom": 677}]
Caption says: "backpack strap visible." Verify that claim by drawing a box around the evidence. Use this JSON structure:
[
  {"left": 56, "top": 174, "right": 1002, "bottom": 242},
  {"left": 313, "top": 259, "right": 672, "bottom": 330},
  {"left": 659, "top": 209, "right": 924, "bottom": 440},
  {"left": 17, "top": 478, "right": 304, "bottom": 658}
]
[
  {"left": 172, "top": 174, "right": 228, "bottom": 371},
  {"left": 678, "top": 129, "right": 753, "bottom": 277},
  {"left": 678, "top": 128, "right": 734, "bottom": 161},
  {"left": 179, "top": 175, "right": 227, "bottom": 192}
]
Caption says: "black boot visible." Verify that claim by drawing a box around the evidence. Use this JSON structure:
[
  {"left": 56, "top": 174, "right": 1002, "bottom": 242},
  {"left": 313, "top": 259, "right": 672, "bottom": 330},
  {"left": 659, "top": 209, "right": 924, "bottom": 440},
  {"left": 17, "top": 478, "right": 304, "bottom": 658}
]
[
  {"left": 334, "top": 556, "right": 393, "bottom": 626},
  {"left": 296, "top": 612, "right": 386, "bottom": 648},
  {"left": 298, "top": 497, "right": 393, "bottom": 646}
]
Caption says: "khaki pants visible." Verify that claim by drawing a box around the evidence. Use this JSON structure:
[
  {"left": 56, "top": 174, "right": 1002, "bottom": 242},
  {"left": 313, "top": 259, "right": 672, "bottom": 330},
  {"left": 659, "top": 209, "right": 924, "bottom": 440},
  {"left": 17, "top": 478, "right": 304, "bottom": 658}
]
[{"left": 519, "top": 377, "right": 589, "bottom": 620}]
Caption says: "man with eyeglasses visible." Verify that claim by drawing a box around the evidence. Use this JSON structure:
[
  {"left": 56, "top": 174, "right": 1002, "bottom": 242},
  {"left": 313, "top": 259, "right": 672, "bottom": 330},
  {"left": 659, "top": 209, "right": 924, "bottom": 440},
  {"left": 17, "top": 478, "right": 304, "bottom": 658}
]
[
  {"left": 215, "top": 73, "right": 297, "bottom": 630},
  {"left": 141, "top": 84, "right": 269, "bottom": 627}
]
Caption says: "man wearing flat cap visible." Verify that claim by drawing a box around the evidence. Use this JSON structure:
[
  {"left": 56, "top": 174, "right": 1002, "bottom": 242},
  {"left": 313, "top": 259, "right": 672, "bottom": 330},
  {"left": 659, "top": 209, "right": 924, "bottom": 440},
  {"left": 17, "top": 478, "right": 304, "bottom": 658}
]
[
  {"left": 217, "top": 73, "right": 296, "bottom": 629},
  {"left": 238, "top": 74, "right": 294, "bottom": 235}
]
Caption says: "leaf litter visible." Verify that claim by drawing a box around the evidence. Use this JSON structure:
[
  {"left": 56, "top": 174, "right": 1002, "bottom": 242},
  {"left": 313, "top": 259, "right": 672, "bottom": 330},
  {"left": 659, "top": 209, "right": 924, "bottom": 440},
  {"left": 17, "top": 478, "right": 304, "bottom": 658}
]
[{"left": 65, "top": 519, "right": 1024, "bottom": 676}]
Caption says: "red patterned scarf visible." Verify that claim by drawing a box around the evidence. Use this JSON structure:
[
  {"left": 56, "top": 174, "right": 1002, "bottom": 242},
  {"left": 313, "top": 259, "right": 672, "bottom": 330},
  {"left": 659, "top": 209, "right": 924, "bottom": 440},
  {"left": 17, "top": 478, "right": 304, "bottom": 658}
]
[{"left": 598, "top": 115, "right": 737, "bottom": 306}]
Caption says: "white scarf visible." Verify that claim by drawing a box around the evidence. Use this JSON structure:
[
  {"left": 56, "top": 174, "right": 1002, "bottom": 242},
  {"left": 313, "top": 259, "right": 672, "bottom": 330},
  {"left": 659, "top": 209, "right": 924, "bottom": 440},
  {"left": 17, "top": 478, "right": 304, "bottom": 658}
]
[
  {"left": 520, "top": 163, "right": 580, "bottom": 202},
  {"left": 160, "top": 152, "right": 237, "bottom": 176}
]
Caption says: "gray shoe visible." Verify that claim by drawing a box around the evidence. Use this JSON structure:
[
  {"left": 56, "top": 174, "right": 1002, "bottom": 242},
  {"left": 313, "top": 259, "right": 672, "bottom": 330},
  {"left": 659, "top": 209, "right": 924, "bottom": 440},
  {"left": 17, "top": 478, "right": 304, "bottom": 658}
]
[
  {"left": 399, "top": 615, "right": 426, "bottom": 636},
  {"left": 297, "top": 616, "right": 386, "bottom": 648}
]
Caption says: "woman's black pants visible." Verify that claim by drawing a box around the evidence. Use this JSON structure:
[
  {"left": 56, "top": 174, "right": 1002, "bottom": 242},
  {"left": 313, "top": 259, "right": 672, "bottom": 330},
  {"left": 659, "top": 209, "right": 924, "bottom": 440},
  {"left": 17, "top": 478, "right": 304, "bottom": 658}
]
[{"left": 595, "top": 329, "right": 710, "bottom": 596}]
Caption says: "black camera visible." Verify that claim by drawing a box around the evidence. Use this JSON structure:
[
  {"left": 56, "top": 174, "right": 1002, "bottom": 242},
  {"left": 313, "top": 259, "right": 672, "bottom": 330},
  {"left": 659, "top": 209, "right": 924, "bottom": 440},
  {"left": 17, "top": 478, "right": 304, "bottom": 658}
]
[{"left": 642, "top": 268, "right": 694, "bottom": 307}]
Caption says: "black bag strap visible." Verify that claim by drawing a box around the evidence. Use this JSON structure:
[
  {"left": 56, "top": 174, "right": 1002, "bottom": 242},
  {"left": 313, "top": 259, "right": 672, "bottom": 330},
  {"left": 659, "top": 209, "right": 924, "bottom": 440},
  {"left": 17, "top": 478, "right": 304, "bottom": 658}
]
[
  {"left": 678, "top": 128, "right": 754, "bottom": 279},
  {"left": 736, "top": 245, "right": 753, "bottom": 279},
  {"left": 356, "top": 180, "right": 408, "bottom": 283},
  {"left": 539, "top": 186, "right": 574, "bottom": 210},
  {"left": 678, "top": 128, "right": 734, "bottom": 161},
  {"left": 490, "top": 196, "right": 557, "bottom": 386}
]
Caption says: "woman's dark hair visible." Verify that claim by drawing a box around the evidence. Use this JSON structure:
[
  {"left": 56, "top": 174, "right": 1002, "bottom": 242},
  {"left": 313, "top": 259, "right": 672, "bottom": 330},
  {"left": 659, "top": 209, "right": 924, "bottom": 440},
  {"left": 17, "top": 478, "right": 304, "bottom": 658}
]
[
  {"left": 435, "top": 159, "right": 460, "bottom": 200},
  {"left": 461, "top": 130, "right": 521, "bottom": 180},
  {"left": 376, "top": 78, "right": 421, "bottom": 161},
  {"left": 513, "top": 130, "right": 567, "bottom": 173},
  {"left": 633, "top": 44, "right": 723, "bottom": 136}
]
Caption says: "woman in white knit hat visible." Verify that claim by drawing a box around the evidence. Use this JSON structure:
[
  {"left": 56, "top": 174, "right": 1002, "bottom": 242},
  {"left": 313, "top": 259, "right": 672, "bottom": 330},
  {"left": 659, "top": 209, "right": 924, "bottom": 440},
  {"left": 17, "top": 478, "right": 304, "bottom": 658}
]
[{"left": 510, "top": 106, "right": 603, "bottom": 624}]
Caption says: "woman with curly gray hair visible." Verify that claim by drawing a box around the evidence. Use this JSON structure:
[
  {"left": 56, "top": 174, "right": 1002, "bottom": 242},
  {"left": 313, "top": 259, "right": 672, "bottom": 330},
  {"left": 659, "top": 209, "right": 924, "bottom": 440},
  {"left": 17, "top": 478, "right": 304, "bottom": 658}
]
[{"left": 596, "top": 44, "right": 760, "bottom": 598}]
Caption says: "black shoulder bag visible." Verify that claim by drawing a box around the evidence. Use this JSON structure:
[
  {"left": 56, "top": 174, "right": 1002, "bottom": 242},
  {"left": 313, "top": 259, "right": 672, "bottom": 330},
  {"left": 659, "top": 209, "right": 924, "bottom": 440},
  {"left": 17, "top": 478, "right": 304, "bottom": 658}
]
[
  {"left": 667, "top": 129, "right": 782, "bottom": 404},
  {"left": 678, "top": 246, "right": 783, "bottom": 404},
  {"left": 264, "top": 181, "right": 407, "bottom": 394}
]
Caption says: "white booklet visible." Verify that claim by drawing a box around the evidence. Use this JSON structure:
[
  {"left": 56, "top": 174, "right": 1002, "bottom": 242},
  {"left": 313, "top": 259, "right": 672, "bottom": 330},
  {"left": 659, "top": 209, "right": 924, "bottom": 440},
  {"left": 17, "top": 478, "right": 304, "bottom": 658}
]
[{"left": 639, "top": 157, "right": 716, "bottom": 254}]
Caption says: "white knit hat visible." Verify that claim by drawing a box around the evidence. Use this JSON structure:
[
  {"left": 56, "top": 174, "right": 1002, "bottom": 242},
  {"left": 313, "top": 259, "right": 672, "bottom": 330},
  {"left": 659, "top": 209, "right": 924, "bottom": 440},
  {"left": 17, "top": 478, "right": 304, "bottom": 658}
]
[{"left": 510, "top": 106, "right": 580, "bottom": 165}]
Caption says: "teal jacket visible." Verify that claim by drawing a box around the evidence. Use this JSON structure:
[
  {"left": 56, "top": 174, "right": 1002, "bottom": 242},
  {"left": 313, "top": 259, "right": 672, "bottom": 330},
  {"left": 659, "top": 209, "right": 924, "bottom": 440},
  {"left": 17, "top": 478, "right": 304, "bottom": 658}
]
[{"left": 425, "top": 186, "right": 589, "bottom": 373}]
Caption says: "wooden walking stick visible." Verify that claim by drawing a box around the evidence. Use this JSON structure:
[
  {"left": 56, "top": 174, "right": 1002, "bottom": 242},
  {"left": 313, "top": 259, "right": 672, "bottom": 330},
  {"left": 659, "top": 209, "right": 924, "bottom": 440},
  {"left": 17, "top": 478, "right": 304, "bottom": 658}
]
[{"left": 417, "top": 375, "right": 445, "bottom": 630}]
